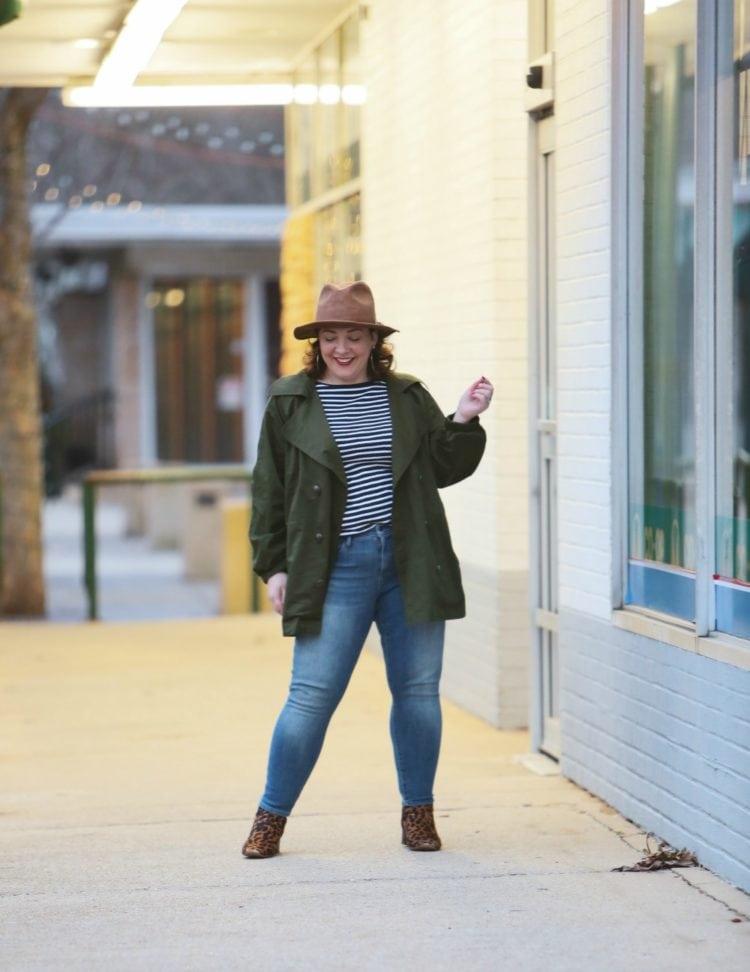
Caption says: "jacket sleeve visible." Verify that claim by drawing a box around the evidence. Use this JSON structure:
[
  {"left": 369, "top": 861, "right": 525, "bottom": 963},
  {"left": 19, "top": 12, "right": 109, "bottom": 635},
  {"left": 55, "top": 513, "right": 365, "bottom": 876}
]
[
  {"left": 417, "top": 383, "right": 487, "bottom": 488},
  {"left": 249, "top": 401, "right": 288, "bottom": 582}
]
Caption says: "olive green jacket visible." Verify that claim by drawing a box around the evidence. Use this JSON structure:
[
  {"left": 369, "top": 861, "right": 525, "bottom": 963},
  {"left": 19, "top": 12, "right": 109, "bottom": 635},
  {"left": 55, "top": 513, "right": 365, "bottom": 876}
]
[{"left": 250, "top": 371, "right": 486, "bottom": 636}]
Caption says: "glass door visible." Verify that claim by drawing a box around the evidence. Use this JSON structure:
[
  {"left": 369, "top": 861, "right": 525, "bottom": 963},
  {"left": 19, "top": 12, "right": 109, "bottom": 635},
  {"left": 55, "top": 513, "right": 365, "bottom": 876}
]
[{"left": 150, "top": 278, "right": 245, "bottom": 463}]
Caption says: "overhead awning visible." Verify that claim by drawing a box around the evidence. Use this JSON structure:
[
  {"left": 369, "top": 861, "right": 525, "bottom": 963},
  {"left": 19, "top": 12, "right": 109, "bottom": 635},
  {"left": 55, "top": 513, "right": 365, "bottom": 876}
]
[{"left": 0, "top": 0, "right": 356, "bottom": 96}]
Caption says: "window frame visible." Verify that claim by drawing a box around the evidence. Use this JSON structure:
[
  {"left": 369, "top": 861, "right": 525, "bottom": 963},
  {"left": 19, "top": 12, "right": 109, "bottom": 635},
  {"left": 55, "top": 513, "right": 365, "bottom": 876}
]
[
  {"left": 620, "top": 0, "right": 701, "bottom": 623},
  {"left": 614, "top": 0, "right": 750, "bottom": 648}
]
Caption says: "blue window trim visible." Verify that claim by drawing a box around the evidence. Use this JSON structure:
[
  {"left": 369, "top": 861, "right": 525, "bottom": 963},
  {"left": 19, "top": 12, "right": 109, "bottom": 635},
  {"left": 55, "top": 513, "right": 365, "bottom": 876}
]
[
  {"left": 626, "top": 560, "right": 695, "bottom": 621},
  {"left": 714, "top": 577, "right": 750, "bottom": 640}
]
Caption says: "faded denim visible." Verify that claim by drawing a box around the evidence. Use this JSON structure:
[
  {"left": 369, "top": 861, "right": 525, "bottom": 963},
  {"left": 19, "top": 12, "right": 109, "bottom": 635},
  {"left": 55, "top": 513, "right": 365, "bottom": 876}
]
[{"left": 259, "top": 525, "right": 444, "bottom": 817}]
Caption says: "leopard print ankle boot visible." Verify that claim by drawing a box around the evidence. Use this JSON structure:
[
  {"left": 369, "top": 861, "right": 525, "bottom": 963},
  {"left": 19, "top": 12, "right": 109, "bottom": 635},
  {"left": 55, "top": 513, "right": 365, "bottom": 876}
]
[
  {"left": 241, "top": 807, "right": 287, "bottom": 859},
  {"left": 401, "top": 804, "right": 442, "bottom": 852}
]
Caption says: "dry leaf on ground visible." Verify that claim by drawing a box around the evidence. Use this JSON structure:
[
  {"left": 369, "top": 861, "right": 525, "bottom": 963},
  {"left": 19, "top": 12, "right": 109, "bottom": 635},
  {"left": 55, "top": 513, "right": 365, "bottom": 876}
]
[{"left": 613, "top": 835, "right": 699, "bottom": 872}]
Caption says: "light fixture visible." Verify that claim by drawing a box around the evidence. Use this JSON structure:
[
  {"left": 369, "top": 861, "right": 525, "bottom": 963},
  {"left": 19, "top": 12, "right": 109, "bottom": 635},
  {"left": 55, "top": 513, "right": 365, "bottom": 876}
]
[
  {"left": 64, "top": 84, "right": 295, "bottom": 108},
  {"left": 319, "top": 84, "right": 341, "bottom": 105},
  {"left": 62, "top": 83, "right": 367, "bottom": 108},
  {"left": 293, "top": 84, "right": 318, "bottom": 105},
  {"left": 341, "top": 84, "right": 367, "bottom": 106},
  {"left": 74, "top": 38, "right": 101, "bottom": 50},
  {"left": 164, "top": 288, "right": 185, "bottom": 308},
  {"left": 644, "top": 0, "right": 683, "bottom": 14},
  {"left": 94, "top": 0, "right": 188, "bottom": 90}
]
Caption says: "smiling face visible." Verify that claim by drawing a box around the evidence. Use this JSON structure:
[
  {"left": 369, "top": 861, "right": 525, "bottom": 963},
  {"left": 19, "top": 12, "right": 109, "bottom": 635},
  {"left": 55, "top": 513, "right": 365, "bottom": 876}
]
[{"left": 317, "top": 326, "right": 377, "bottom": 384}]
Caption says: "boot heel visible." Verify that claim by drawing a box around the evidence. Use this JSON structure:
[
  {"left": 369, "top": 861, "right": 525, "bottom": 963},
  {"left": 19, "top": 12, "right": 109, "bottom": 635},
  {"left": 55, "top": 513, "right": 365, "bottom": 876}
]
[
  {"left": 242, "top": 807, "right": 287, "bottom": 859},
  {"left": 401, "top": 804, "right": 441, "bottom": 852}
]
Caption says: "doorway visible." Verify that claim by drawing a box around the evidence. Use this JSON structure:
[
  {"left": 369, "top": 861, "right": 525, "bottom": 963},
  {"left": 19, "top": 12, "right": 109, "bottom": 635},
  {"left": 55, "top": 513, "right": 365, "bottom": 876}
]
[{"left": 150, "top": 277, "right": 246, "bottom": 463}]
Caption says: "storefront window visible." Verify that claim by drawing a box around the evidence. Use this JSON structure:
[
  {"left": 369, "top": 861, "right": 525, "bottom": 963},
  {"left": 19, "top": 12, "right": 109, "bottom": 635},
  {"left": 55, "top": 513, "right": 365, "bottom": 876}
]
[
  {"left": 289, "top": 53, "right": 315, "bottom": 205},
  {"left": 715, "top": 0, "right": 750, "bottom": 635},
  {"left": 315, "top": 193, "right": 361, "bottom": 284},
  {"left": 288, "top": 9, "right": 363, "bottom": 210},
  {"left": 151, "top": 279, "right": 245, "bottom": 463},
  {"left": 340, "top": 13, "right": 361, "bottom": 184},
  {"left": 628, "top": 1, "right": 696, "bottom": 618},
  {"left": 284, "top": 9, "right": 363, "bottom": 308},
  {"left": 316, "top": 31, "right": 340, "bottom": 194}
]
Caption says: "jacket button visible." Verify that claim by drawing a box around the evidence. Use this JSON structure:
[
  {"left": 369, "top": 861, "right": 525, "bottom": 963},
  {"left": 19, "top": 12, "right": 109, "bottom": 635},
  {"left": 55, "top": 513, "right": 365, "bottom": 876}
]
[
  {"left": 315, "top": 578, "right": 324, "bottom": 587},
  {"left": 435, "top": 564, "right": 442, "bottom": 572},
  {"left": 312, "top": 484, "right": 321, "bottom": 495},
  {"left": 315, "top": 532, "right": 323, "bottom": 542}
]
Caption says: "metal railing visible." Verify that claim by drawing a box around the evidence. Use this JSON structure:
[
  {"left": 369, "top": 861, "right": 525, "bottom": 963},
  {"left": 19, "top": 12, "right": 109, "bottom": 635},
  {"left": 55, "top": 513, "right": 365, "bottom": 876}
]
[
  {"left": 44, "top": 389, "right": 115, "bottom": 496},
  {"left": 82, "top": 465, "right": 255, "bottom": 621}
]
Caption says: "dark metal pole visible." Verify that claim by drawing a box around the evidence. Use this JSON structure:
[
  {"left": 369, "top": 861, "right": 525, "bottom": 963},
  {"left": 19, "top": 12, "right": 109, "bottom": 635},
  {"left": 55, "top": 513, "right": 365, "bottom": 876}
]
[{"left": 83, "top": 478, "right": 98, "bottom": 620}]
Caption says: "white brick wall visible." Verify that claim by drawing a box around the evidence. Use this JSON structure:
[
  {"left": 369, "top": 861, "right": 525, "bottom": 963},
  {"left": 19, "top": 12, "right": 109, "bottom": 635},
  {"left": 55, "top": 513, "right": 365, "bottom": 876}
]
[
  {"left": 362, "top": 0, "right": 529, "bottom": 726},
  {"left": 555, "top": 1, "right": 750, "bottom": 894},
  {"left": 555, "top": 0, "right": 613, "bottom": 621},
  {"left": 561, "top": 611, "right": 750, "bottom": 893},
  {"left": 355, "top": 0, "right": 750, "bottom": 892}
]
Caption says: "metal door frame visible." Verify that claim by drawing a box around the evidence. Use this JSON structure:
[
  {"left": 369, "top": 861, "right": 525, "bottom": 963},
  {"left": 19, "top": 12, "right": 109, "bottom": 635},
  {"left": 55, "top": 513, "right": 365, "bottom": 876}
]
[{"left": 528, "top": 105, "right": 559, "bottom": 757}]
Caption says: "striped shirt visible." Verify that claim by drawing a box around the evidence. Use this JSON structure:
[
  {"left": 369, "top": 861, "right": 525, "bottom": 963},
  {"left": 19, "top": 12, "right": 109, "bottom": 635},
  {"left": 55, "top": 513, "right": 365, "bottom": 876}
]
[{"left": 316, "top": 380, "right": 393, "bottom": 536}]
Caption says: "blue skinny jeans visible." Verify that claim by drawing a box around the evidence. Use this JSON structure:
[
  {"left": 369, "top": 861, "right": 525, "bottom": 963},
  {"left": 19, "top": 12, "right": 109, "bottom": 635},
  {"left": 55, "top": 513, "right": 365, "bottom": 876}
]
[{"left": 259, "top": 524, "right": 445, "bottom": 817}]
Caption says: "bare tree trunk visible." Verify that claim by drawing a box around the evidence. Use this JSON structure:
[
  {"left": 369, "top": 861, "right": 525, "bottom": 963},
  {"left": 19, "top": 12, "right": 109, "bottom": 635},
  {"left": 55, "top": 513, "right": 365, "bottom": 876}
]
[{"left": 0, "top": 88, "right": 49, "bottom": 616}]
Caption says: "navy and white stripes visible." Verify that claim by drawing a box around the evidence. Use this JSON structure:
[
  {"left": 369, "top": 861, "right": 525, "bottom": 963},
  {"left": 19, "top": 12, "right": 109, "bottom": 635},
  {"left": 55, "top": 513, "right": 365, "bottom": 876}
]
[{"left": 316, "top": 380, "right": 393, "bottom": 536}]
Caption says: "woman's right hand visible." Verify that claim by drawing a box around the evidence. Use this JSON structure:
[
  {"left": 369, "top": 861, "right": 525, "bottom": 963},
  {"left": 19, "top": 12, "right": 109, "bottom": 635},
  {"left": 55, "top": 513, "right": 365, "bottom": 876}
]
[{"left": 267, "top": 572, "right": 288, "bottom": 615}]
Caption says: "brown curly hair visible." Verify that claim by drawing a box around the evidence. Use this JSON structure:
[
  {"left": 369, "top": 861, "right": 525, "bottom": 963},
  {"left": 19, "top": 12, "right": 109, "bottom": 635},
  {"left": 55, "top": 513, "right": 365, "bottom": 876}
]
[{"left": 302, "top": 331, "right": 395, "bottom": 380}]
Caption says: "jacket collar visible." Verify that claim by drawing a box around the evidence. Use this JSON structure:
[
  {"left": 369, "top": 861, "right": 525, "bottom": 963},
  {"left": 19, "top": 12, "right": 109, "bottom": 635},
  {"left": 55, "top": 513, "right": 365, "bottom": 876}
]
[
  {"left": 278, "top": 374, "right": 345, "bottom": 483},
  {"left": 269, "top": 370, "right": 420, "bottom": 398},
  {"left": 275, "top": 371, "right": 423, "bottom": 487}
]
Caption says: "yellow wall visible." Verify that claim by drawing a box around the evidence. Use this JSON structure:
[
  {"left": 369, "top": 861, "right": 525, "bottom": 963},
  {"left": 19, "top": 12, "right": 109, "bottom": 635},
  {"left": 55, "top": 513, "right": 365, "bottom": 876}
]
[{"left": 279, "top": 213, "right": 316, "bottom": 376}]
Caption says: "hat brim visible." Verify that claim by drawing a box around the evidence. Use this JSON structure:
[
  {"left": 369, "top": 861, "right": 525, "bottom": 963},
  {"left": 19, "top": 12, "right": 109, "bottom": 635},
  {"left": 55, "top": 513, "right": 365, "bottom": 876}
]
[{"left": 293, "top": 320, "right": 398, "bottom": 340}]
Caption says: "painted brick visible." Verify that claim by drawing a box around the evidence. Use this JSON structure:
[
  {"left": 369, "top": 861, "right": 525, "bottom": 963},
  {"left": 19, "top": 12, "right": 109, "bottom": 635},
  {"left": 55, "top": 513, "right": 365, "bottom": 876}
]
[
  {"left": 552, "top": 0, "right": 750, "bottom": 894},
  {"left": 362, "top": 0, "right": 529, "bottom": 726},
  {"left": 561, "top": 610, "right": 750, "bottom": 892}
]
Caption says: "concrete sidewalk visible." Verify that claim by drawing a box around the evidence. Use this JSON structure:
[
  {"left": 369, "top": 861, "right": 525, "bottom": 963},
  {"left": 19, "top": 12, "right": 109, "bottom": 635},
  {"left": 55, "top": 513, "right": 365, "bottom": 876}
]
[{"left": 1, "top": 614, "right": 748, "bottom": 971}]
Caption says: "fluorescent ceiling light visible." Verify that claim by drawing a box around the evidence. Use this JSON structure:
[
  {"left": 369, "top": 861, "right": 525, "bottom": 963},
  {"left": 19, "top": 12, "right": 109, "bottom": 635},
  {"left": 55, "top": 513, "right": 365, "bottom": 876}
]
[
  {"left": 644, "top": 0, "right": 683, "bottom": 14},
  {"left": 319, "top": 83, "right": 341, "bottom": 105},
  {"left": 95, "top": 0, "right": 188, "bottom": 89},
  {"left": 65, "top": 85, "right": 296, "bottom": 107},
  {"left": 293, "top": 84, "right": 318, "bottom": 105},
  {"left": 62, "top": 84, "right": 367, "bottom": 108},
  {"left": 341, "top": 85, "right": 367, "bottom": 106}
]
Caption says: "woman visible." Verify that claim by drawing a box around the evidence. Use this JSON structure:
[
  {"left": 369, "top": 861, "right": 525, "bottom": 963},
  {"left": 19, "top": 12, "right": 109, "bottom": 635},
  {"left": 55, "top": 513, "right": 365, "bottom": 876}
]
[{"left": 243, "top": 281, "right": 493, "bottom": 858}]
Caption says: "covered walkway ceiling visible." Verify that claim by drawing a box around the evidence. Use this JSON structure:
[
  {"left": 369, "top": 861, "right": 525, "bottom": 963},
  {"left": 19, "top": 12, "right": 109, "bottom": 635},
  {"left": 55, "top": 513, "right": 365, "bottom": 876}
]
[{"left": 0, "top": 1, "right": 355, "bottom": 90}]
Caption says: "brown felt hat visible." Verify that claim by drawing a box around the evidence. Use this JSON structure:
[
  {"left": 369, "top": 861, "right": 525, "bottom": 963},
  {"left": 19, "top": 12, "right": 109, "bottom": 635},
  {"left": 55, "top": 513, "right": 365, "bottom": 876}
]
[{"left": 293, "top": 281, "right": 397, "bottom": 340}]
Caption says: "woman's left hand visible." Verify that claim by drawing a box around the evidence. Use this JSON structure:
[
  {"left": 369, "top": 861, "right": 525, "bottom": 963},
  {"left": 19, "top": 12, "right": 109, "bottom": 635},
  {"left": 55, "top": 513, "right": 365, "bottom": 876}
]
[{"left": 454, "top": 377, "right": 494, "bottom": 423}]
